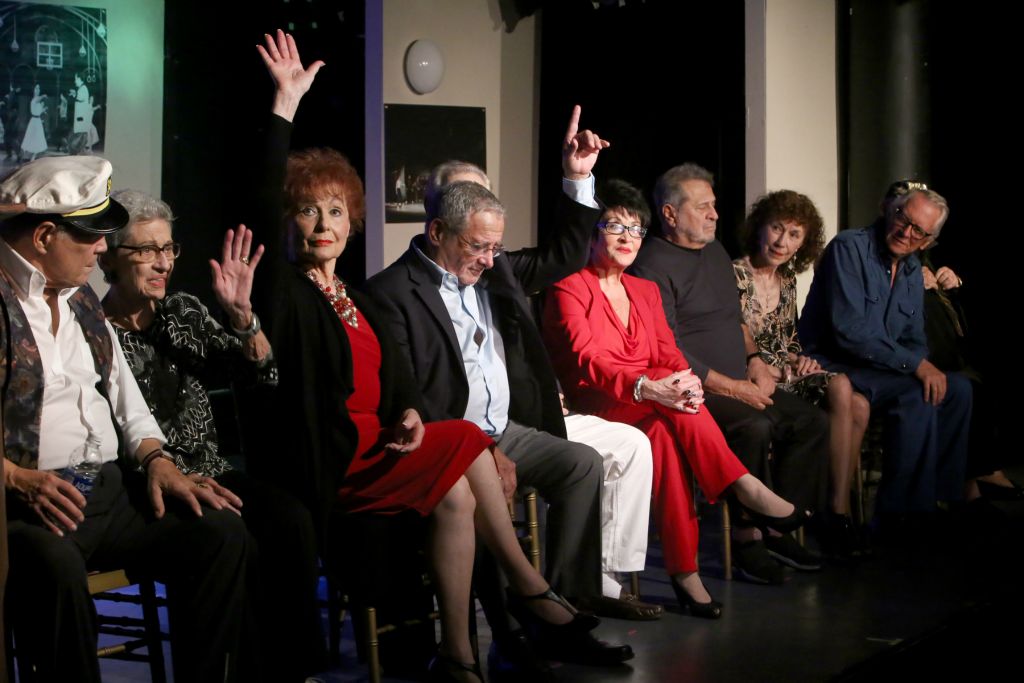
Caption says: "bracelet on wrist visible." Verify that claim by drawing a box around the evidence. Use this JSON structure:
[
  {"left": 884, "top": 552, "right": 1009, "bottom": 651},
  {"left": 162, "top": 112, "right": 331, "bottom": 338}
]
[
  {"left": 231, "top": 311, "right": 260, "bottom": 339},
  {"left": 140, "top": 448, "right": 173, "bottom": 471},
  {"left": 633, "top": 374, "right": 648, "bottom": 403}
]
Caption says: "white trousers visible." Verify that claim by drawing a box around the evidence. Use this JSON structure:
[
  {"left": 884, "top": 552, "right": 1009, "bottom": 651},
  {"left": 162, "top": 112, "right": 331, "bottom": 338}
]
[{"left": 563, "top": 413, "right": 652, "bottom": 575}]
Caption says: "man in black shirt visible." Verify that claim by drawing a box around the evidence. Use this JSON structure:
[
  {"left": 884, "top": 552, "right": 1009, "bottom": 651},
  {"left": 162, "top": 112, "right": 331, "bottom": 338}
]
[{"left": 630, "top": 163, "right": 828, "bottom": 583}]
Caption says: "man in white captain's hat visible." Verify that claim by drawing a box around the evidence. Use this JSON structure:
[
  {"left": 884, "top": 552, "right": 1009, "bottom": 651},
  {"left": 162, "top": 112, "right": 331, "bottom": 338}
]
[{"left": 1, "top": 156, "right": 252, "bottom": 682}]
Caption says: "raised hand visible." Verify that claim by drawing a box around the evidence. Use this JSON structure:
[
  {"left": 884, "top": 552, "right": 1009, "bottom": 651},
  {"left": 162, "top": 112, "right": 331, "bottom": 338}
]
[
  {"left": 562, "top": 105, "right": 610, "bottom": 181},
  {"left": 210, "top": 225, "right": 264, "bottom": 330},
  {"left": 257, "top": 28, "right": 325, "bottom": 120}
]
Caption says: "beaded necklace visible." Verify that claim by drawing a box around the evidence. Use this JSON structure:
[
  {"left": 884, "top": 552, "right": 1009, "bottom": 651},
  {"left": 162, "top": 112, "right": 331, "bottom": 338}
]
[{"left": 306, "top": 271, "right": 359, "bottom": 328}]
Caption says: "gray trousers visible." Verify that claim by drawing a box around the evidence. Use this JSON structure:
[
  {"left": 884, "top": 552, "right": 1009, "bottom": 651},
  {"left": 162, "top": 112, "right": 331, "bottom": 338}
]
[{"left": 496, "top": 420, "right": 603, "bottom": 599}]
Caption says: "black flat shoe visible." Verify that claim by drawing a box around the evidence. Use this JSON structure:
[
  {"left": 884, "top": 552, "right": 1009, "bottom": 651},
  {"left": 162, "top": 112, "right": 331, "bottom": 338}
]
[
  {"left": 730, "top": 494, "right": 812, "bottom": 533},
  {"left": 487, "top": 631, "right": 555, "bottom": 683},
  {"left": 732, "top": 539, "right": 785, "bottom": 585},
  {"left": 818, "top": 513, "right": 861, "bottom": 562},
  {"left": 670, "top": 578, "right": 723, "bottom": 619},
  {"left": 428, "top": 653, "right": 483, "bottom": 683}
]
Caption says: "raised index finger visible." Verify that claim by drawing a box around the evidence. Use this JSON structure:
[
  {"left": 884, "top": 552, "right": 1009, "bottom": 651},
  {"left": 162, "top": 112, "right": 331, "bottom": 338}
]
[{"left": 564, "top": 105, "right": 581, "bottom": 145}]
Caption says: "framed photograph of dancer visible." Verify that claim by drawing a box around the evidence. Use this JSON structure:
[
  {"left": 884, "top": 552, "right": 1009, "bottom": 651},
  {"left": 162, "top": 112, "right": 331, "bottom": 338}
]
[{"left": 0, "top": 2, "right": 108, "bottom": 173}]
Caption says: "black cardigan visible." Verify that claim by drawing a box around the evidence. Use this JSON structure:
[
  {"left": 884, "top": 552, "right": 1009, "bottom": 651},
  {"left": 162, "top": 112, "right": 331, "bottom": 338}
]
[{"left": 245, "top": 115, "right": 422, "bottom": 544}]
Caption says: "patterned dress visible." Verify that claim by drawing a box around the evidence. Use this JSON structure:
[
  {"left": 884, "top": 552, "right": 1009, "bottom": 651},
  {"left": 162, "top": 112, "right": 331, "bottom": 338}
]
[
  {"left": 732, "top": 256, "right": 834, "bottom": 405},
  {"left": 112, "top": 291, "right": 277, "bottom": 477}
]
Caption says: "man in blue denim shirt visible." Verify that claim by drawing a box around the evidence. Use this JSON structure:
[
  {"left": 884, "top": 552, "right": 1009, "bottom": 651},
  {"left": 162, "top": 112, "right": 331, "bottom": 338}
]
[{"left": 799, "top": 186, "right": 971, "bottom": 517}]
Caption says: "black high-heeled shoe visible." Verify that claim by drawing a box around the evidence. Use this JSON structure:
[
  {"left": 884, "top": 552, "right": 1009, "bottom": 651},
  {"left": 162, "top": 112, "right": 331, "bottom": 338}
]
[
  {"left": 506, "top": 588, "right": 633, "bottom": 665},
  {"left": 729, "top": 493, "right": 812, "bottom": 533},
  {"left": 428, "top": 653, "right": 483, "bottom": 683},
  {"left": 671, "top": 578, "right": 723, "bottom": 619},
  {"left": 506, "top": 587, "right": 599, "bottom": 634}
]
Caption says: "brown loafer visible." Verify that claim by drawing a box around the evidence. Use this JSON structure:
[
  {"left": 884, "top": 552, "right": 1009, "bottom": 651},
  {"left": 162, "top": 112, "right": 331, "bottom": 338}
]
[{"left": 575, "top": 593, "right": 663, "bottom": 621}]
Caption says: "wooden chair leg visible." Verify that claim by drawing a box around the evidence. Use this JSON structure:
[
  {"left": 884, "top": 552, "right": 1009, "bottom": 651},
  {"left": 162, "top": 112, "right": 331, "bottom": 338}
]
[
  {"left": 139, "top": 580, "right": 167, "bottom": 683},
  {"left": 366, "top": 607, "right": 381, "bottom": 683},
  {"left": 525, "top": 491, "right": 541, "bottom": 572},
  {"left": 855, "top": 456, "right": 866, "bottom": 527},
  {"left": 722, "top": 501, "right": 733, "bottom": 581}
]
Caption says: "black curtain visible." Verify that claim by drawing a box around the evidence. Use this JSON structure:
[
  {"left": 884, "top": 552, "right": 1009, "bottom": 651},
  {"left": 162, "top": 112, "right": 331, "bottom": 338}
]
[
  {"left": 537, "top": 0, "right": 746, "bottom": 255},
  {"left": 161, "top": 0, "right": 366, "bottom": 305},
  {"left": 840, "top": 0, "right": 1011, "bottom": 444}
]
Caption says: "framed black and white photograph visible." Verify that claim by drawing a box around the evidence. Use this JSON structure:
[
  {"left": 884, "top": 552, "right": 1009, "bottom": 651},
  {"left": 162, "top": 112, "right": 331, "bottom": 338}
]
[
  {"left": 385, "top": 103, "right": 485, "bottom": 223},
  {"left": 0, "top": 1, "right": 107, "bottom": 172}
]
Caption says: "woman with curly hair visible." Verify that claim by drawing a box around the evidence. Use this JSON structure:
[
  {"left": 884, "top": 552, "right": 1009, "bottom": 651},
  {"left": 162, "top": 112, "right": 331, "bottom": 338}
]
[{"left": 733, "top": 190, "right": 869, "bottom": 559}]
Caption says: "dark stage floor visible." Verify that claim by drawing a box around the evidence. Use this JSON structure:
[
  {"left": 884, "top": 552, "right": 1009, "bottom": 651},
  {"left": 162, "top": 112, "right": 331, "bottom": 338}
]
[{"left": 93, "top": 492, "right": 1024, "bottom": 683}]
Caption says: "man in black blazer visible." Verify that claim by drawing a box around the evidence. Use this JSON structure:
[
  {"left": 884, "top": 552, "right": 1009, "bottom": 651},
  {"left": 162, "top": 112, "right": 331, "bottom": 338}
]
[{"left": 366, "top": 109, "right": 637, "bottom": 668}]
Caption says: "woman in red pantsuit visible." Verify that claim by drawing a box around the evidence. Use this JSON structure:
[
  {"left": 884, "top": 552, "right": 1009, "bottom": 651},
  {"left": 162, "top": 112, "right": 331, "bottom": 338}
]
[{"left": 543, "top": 180, "right": 809, "bottom": 618}]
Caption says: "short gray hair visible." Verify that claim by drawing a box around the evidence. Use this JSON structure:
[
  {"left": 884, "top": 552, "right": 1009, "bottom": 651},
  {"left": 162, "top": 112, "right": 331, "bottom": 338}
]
[
  {"left": 428, "top": 160, "right": 490, "bottom": 192},
  {"left": 428, "top": 181, "right": 505, "bottom": 235},
  {"left": 424, "top": 160, "right": 491, "bottom": 222},
  {"left": 106, "top": 189, "right": 175, "bottom": 249},
  {"left": 886, "top": 187, "right": 950, "bottom": 236},
  {"left": 654, "top": 163, "right": 714, "bottom": 229}
]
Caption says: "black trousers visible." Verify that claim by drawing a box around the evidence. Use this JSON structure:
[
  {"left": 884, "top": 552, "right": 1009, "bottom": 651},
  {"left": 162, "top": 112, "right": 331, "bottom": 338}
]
[
  {"left": 7, "top": 463, "right": 251, "bottom": 683},
  {"left": 215, "top": 470, "right": 325, "bottom": 682},
  {"left": 704, "top": 389, "right": 829, "bottom": 512}
]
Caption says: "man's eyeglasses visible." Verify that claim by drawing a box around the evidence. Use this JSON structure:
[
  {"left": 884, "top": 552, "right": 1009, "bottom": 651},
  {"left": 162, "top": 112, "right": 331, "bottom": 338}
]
[
  {"left": 893, "top": 207, "right": 934, "bottom": 241},
  {"left": 597, "top": 222, "right": 648, "bottom": 239},
  {"left": 116, "top": 242, "right": 182, "bottom": 262},
  {"left": 457, "top": 234, "right": 504, "bottom": 257}
]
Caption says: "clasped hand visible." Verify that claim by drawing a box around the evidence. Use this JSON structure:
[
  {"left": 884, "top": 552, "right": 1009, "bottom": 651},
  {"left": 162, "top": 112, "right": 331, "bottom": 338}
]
[{"left": 642, "top": 369, "right": 705, "bottom": 414}]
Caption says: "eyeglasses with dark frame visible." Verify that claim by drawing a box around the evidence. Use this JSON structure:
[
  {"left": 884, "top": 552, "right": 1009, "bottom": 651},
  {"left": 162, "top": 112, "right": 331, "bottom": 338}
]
[
  {"left": 597, "top": 221, "right": 648, "bottom": 239},
  {"left": 893, "top": 207, "right": 934, "bottom": 241},
  {"left": 116, "top": 242, "right": 182, "bottom": 262},
  {"left": 456, "top": 234, "right": 505, "bottom": 257}
]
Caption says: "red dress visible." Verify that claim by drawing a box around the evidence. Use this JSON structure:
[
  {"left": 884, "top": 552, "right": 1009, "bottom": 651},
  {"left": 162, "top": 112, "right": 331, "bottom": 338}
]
[
  {"left": 336, "top": 308, "right": 492, "bottom": 515},
  {"left": 543, "top": 266, "right": 747, "bottom": 574}
]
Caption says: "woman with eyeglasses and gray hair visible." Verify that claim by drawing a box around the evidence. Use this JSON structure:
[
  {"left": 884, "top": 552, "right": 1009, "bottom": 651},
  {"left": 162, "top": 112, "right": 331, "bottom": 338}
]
[
  {"left": 543, "top": 179, "right": 809, "bottom": 619},
  {"left": 98, "top": 189, "right": 327, "bottom": 682}
]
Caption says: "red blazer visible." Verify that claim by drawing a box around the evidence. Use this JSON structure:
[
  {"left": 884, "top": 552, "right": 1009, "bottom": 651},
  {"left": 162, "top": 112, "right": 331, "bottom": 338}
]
[{"left": 542, "top": 265, "right": 690, "bottom": 413}]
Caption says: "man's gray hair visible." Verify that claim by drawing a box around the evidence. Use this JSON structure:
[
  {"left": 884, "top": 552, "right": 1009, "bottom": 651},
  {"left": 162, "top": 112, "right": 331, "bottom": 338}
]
[
  {"left": 653, "top": 163, "right": 715, "bottom": 229},
  {"left": 428, "top": 181, "right": 505, "bottom": 235},
  {"left": 428, "top": 160, "right": 490, "bottom": 193},
  {"left": 886, "top": 187, "right": 950, "bottom": 236},
  {"left": 106, "top": 189, "right": 175, "bottom": 249}
]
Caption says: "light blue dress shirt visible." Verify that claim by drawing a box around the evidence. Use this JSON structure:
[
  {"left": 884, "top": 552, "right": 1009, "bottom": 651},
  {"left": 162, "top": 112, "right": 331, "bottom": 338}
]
[
  {"left": 415, "top": 245, "right": 511, "bottom": 436},
  {"left": 412, "top": 174, "right": 597, "bottom": 436}
]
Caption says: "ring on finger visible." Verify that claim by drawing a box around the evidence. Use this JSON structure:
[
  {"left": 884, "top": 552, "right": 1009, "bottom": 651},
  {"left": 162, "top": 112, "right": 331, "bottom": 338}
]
[
  {"left": 240, "top": 256, "right": 251, "bottom": 265},
  {"left": 195, "top": 482, "right": 211, "bottom": 489}
]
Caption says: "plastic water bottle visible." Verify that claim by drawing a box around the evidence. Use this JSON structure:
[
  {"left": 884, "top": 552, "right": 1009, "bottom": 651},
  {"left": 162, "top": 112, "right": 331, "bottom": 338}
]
[{"left": 62, "top": 436, "right": 103, "bottom": 499}]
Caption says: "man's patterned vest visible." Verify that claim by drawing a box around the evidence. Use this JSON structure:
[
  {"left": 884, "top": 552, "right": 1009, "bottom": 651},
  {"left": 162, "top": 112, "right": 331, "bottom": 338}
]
[{"left": 0, "top": 273, "right": 114, "bottom": 469}]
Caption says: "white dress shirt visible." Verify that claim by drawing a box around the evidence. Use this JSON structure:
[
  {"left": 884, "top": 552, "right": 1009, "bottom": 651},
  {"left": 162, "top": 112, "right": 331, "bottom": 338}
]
[{"left": 0, "top": 238, "right": 164, "bottom": 471}]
